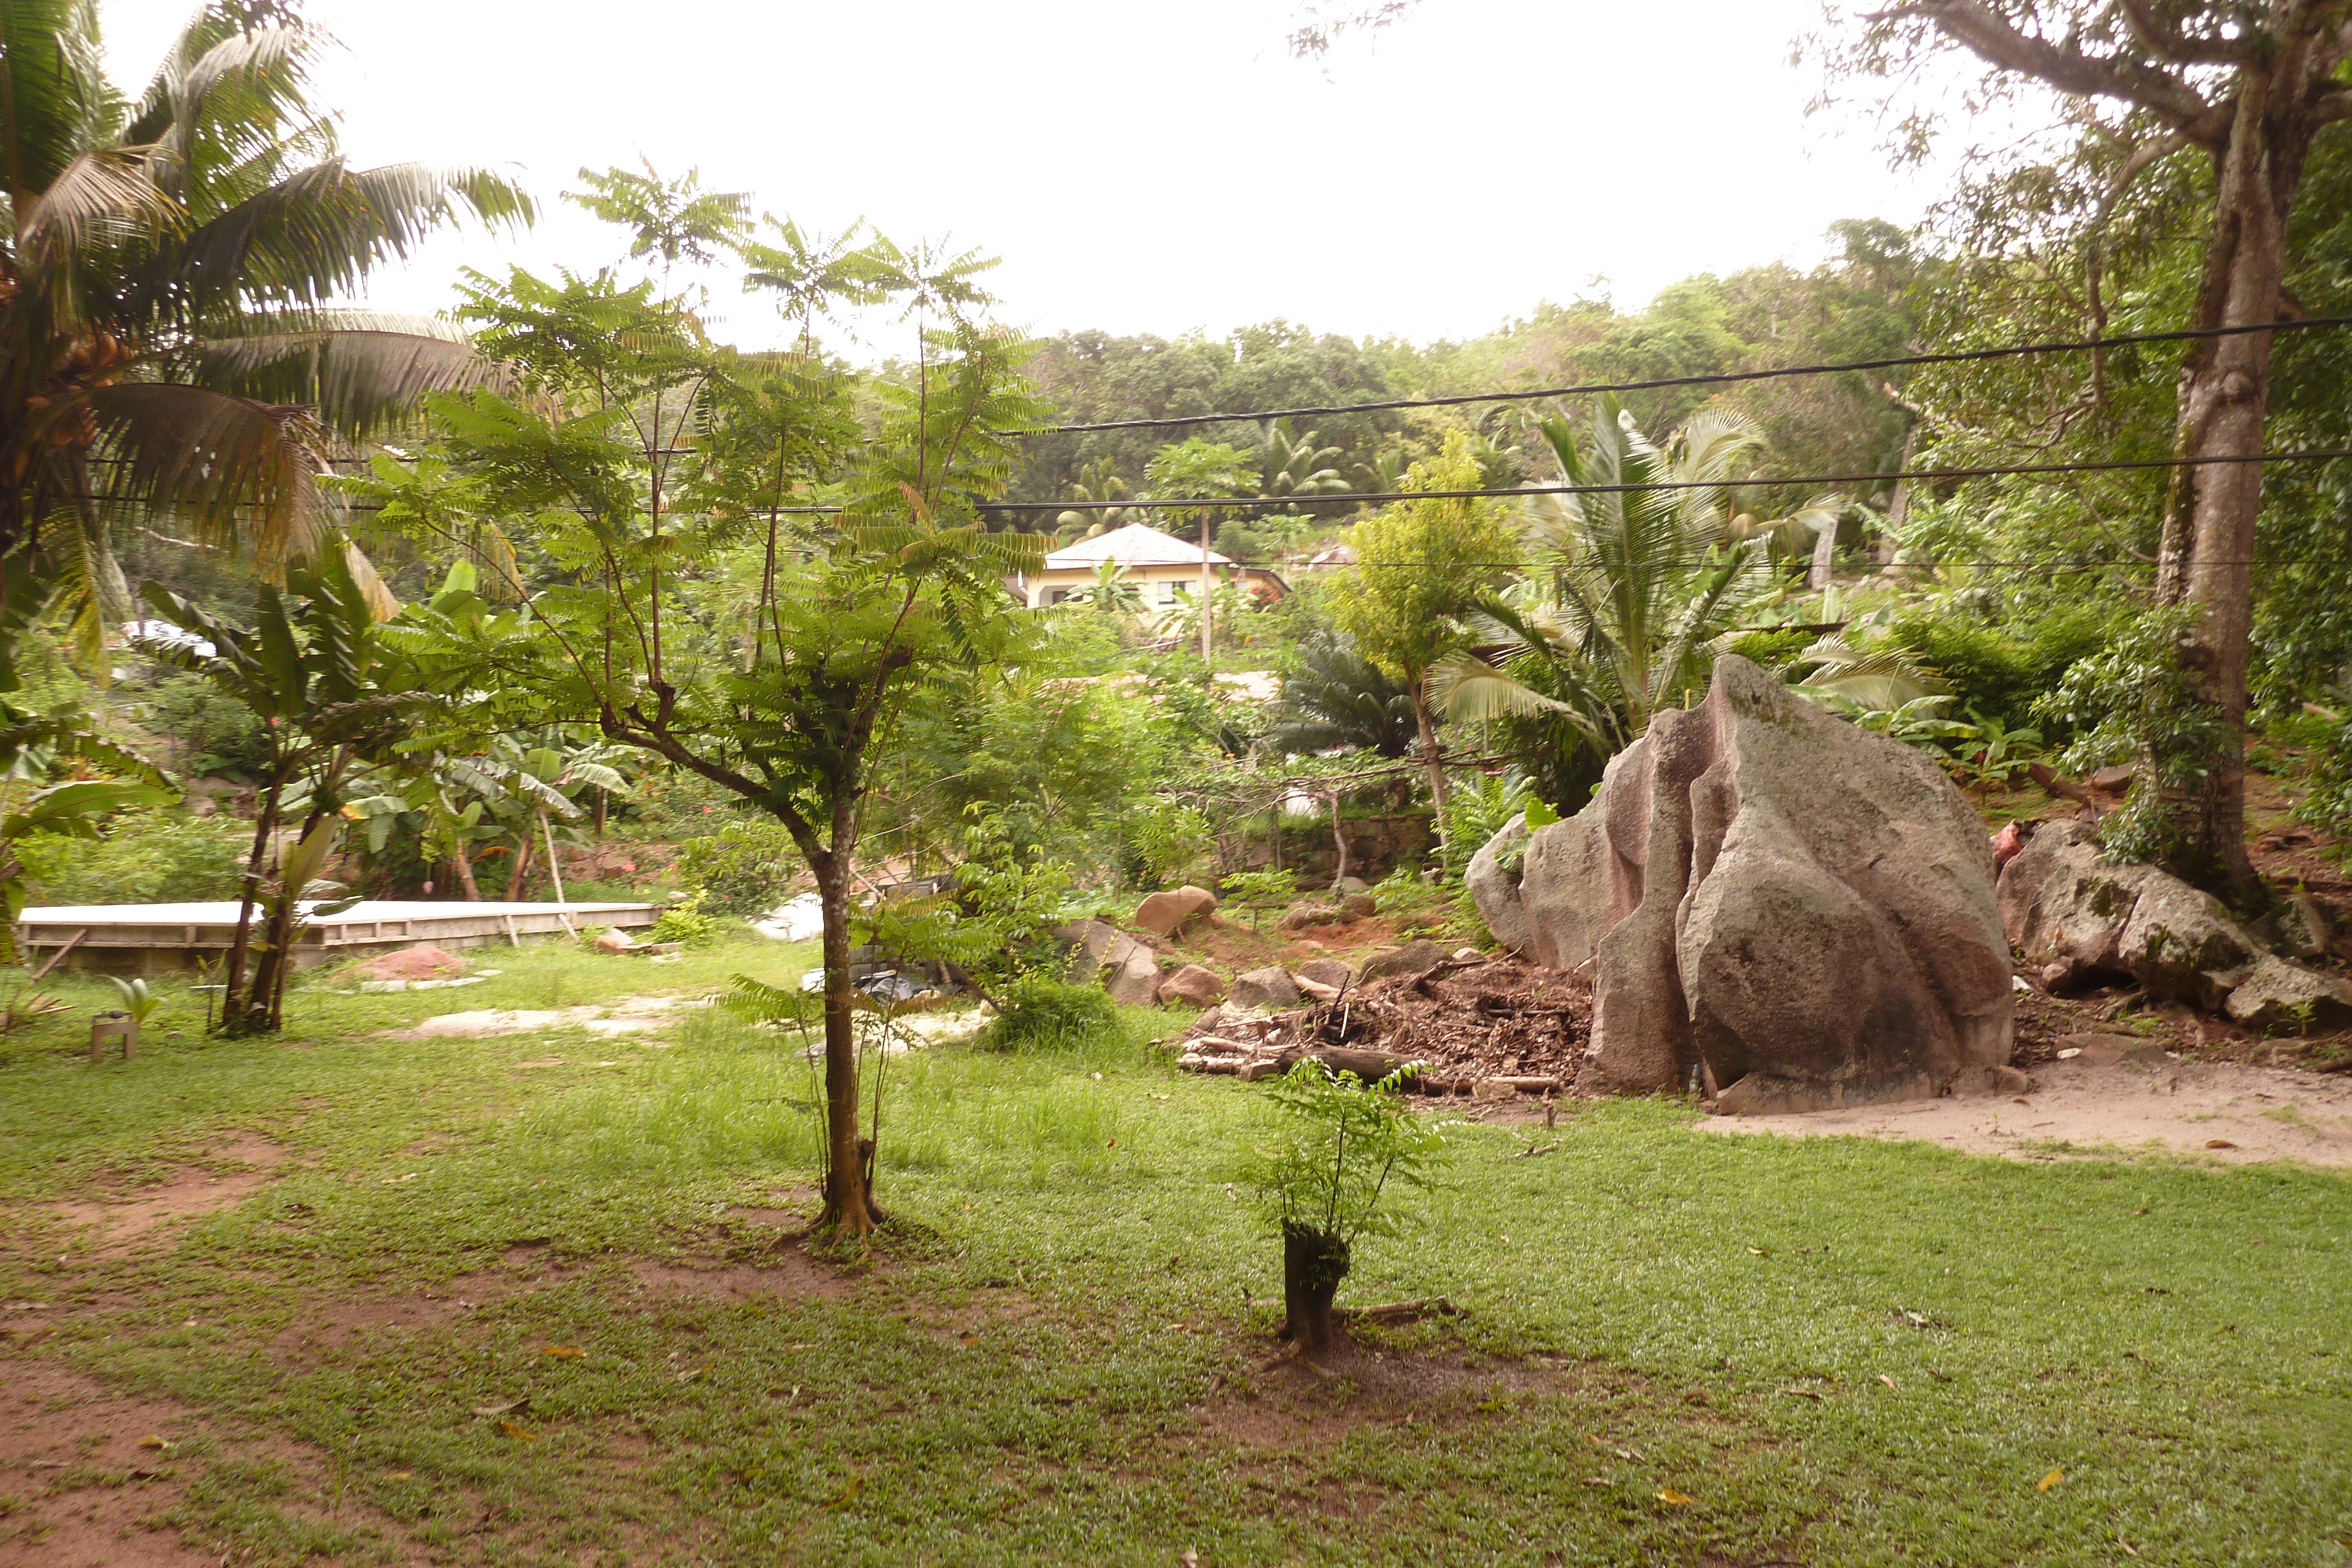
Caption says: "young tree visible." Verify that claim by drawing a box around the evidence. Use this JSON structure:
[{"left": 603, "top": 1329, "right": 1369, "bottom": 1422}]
[
  {"left": 139, "top": 540, "right": 408, "bottom": 1034},
  {"left": 1325, "top": 432, "right": 1518, "bottom": 811},
  {"left": 393, "top": 181, "right": 1048, "bottom": 1236},
  {"left": 1830, "top": 1, "right": 2352, "bottom": 891}
]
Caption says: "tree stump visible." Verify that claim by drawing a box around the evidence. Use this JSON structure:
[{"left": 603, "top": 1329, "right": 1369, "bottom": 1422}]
[{"left": 1280, "top": 1222, "right": 1350, "bottom": 1351}]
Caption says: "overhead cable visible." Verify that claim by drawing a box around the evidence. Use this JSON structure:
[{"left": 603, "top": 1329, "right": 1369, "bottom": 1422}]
[{"left": 1026, "top": 313, "right": 2352, "bottom": 434}]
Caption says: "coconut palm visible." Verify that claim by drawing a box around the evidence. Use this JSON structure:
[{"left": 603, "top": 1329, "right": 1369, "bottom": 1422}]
[
  {"left": 1430, "top": 397, "right": 1782, "bottom": 742},
  {"left": 0, "top": 0, "right": 530, "bottom": 658},
  {"left": 1053, "top": 458, "right": 1138, "bottom": 539},
  {"left": 1259, "top": 417, "right": 1348, "bottom": 513}
]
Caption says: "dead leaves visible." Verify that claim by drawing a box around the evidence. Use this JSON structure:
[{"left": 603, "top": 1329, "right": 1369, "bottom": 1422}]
[
  {"left": 2037, "top": 1467, "right": 2065, "bottom": 1492},
  {"left": 1655, "top": 1487, "right": 1693, "bottom": 1505},
  {"left": 542, "top": 1344, "right": 585, "bottom": 1359}
]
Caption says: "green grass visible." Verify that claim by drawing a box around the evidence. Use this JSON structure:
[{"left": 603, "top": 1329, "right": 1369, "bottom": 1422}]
[{"left": 2, "top": 932, "right": 2348, "bottom": 1565}]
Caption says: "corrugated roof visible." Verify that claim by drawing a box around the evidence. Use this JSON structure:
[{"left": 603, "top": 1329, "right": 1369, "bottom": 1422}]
[{"left": 1041, "top": 521, "right": 1231, "bottom": 569}]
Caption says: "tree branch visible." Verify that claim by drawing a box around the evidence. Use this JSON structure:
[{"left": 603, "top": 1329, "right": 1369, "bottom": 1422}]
[
  {"left": 1882, "top": 1, "right": 2221, "bottom": 135},
  {"left": 2117, "top": 0, "right": 2248, "bottom": 64}
]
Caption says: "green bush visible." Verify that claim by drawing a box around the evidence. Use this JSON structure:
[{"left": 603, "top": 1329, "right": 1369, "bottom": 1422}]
[
  {"left": 1723, "top": 627, "right": 1819, "bottom": 671},
  {"left": 1891, "top": 603, "right": 2115, "bottom": 736},
  {"left": 978, "top": 975, "right": 1121, "bottom": 1052},
  {"left": 647, "top": 890, "right": 720, "bottom": 946},
  {"left": 674, "top": 821, "right": 799, "bottom": 917},
  {"left": 17, "top": 810, "right": 245, "bottom": 907}
]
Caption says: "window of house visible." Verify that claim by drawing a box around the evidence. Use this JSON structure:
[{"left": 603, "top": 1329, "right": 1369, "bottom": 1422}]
[{"left": 1158, "top": 581, "right": 1178, "bottom": 604}]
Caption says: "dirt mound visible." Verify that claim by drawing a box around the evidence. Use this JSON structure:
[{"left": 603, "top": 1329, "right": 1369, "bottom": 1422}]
[{"left": 349, "top": 944, "right": 472, "bottom": 982}]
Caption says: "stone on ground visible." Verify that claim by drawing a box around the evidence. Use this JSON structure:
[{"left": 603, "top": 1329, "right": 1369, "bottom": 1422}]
[
  {"left": 1464, "top": 813, "right": 1532, "bottom": 951},
  {"left": 1134, "top": 885, "right": 1218, "bottom": 937},
  {"left": 2223, "top": 953, "right": 2352, "bottom": 1029},
  {"left": 1230, "top": 967, "right": 1303, "bottom": 1011},
  {"left": 1357, "top": 939, "right": 1449, "bottom": 985},
  {"left": 1295, "top": 958, "right": 1355, "bottom": 992},
  {"left": 1101, "top": 939, "right": 1164, "bottom": 1007},
  {"left": 1156, "top": 964, "right": 1225, "bottom": 1008}
]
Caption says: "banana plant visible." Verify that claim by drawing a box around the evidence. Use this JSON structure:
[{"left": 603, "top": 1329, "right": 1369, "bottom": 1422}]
[{"left": 136, "top": 536, "right": 416, "bottom": 1035}]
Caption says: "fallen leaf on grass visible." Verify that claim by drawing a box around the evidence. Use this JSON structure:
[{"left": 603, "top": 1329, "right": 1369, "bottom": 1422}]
[
  {"left": 542, "top": 1345, "right": 585, "bottom": 1358},
  {"left": 1584, "top": 1435, "right": 1640, "bottom": 1460},
  {"left": 676, "top": 1365, "right": 712, "bottom": 1383},
  {"left": 136, "top": 1435, "right": 172, "bottom": 1451},
  {"left": 470, "top": 1399, "right": 527, "bottom": 1417},
  {"left": 2118, "top": 1536, "right": 2139, "bottom": 1557},
  {"left": 1747, "top": 1246, "right": 1772, "bottom": 1256},
  {"left": 2205, "top": 1139, "right": 2237, "bottom": 1149},
  {"left": 1582, "top": 1476, "right": 1609, "bottom": 1486},
  {"left": 385, "top": 1471, "right": 413, "bottom": 1480},
  {"left": 1876, "top": 1375, "right": 1897, "bottom": 1390},
  {"left": 497, "top": 1419, "right": 537, "bottom": 1441},
  {"left": 2036, "top": 1468, "right": 2064, "bottom": 1492},
  {"left": 824, "top": 1476, "right": 863, "bottom": 1511},
  {"left": 1655, "top": 1488, "right": 1692, "bottom": 1505},
  {"left": 1778, "top": 1387, "right": 1826, "bottom": 1401}
]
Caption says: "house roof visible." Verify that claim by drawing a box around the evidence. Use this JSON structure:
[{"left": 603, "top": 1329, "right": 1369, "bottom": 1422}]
[{"left": 1041, "top": 522, "right": 1231, "bottom": 571}]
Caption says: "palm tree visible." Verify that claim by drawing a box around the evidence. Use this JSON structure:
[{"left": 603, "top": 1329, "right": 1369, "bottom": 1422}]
[
  {"left": 1269, "top": 633, "right": 1418, "bottom": 758},
  {"left": 1053, "top": 457, "right": 1138, "bottom": 539},
  {"left": 1431, "top": 398, "right": 1780, "bottom": 742},
  {"left": 1260, "top": 417, "right": 1348, "bottom": 512},
  {"left": 0, "top": 0, "right": 529, "bottom": 663}
]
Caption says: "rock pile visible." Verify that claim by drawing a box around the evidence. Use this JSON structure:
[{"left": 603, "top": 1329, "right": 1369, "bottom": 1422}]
[
  {"left": 1999, "top": 819, "right": 2352, "bottom": 1029},
  {"left": 1470, "top": 655, "right": 2016, "bottom": 1114}
]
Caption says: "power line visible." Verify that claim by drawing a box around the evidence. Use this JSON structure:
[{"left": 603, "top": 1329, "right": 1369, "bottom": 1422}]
[
  {"left": 1025, "top": 313, "right": 2352, "bottom": 435},
  {"left": 733, "top": 443, "right": 2352, "bottom": 516}
]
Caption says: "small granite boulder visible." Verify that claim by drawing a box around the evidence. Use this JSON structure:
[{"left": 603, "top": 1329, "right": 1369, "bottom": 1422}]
[
  {"left": 1101, "top": 938, "right": 1164, "bottom": 1007},
  {"left": 1295, "top": 958, "right": 1354, "bottom": 992},
  {"left": 1358, "top": 939, "right": 1449, "bottom": 985},
  {"left": 2223, "top": 953, "right": 2352, "bottom": 1029},
  {"left": 1135, "top": 885, "right": 1218, "bottom": 937},
  {"left": 1230, "top": 967, "right": 1304, "bottom": 1011},
  {"left": 1465, "top": 813, "right": 1532, "bottom": 951},
  {"left": 1156, "top": 964, "right": 1226, "bottom": 1008}
]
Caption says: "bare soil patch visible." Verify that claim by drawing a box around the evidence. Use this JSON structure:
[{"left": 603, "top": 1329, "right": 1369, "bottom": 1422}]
[
  {"left": 44, "top": 1135, "right": 287, "bottom": 1253},
  {"left": 1698, "top": 1054, "right": 2352, "bottom": 1165},
  {"left": 1199, "top": 1343, "right": 1582, "bottom": 1451},
  {"left": 0, "top": 1359, "right": 421, "bottom": 1567},
  {"left": 624, "top": 1246, "right": 855, "bottom": 1304}
]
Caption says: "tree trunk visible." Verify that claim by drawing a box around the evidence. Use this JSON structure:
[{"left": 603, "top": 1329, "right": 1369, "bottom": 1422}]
[
  {"left": 815, "top": 857, "right": 879, "bottom": 1235},
  {"left": 243, "top": 801, "right": 330, "bottom": 1036},
  {"left": 1200, "top": 514, "right": 1214, "bottom": 667},
  {"left": 1412, "top": 682, "right": 1448, "bottom": 815},
  {"left": 539, "top": 808, "right": 568, "bottom": 906},
  {"left": 1280, "top": 1222, "right": 1349, "bottom": 1352},
  {"left": 593, "top": 787, "right": 607, "bottom": 838},
  {"left": 2154, "top": 92, "right": 2310, "bottom": 896},
  {"left": 1807, "top": 512, "right": 1839, "bottom": 593},
  {"left": 453, "top": 851, "right": 480, "bottom": 902},
  {"left": 503, "top": 834, "right": 534, "bottom": 902},
  {"left": 220, "top": 774, "right": 283, "bottom": 1037},
  {"left": 1329, "top": 790, "right": 1349, "bottom": 889}
]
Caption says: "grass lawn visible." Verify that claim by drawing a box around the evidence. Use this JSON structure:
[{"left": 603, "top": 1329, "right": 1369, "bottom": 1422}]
[{"left": 2, "top": 932, "right": 2347, "bottom": 1566}]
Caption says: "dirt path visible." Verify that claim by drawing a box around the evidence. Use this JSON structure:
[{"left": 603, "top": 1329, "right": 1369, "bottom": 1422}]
[{"left": 1697, "top": 1057, "right": 2352, "bottom": 1166}]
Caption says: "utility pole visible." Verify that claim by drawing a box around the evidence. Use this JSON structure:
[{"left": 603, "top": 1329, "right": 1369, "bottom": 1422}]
[{"left": 1199, "top": 513, "right": 1214, "bottom": 668}]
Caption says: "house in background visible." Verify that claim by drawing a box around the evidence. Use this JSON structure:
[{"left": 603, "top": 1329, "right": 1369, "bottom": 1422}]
[{"left": 1011, "top": 522, "right": 1289, "bottom": 614}]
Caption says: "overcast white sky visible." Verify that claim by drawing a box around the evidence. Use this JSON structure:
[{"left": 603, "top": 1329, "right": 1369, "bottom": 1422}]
[{"left": 98, "top": 0, "right": 1945, "bottom": 352}]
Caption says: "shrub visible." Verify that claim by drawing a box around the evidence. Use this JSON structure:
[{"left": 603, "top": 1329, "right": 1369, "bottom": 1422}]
[
  {"left": 674, "top": 821, "right": 799, "bottom": 916},
  {"left": 978, "top": 975, "right": 1121, "bottom": 1052},
  {"left": 17, "top": 810, "right": 245, "bottom": 907},
  {"left": 648, "top": 890, "right": 720, "bottom": 946}
]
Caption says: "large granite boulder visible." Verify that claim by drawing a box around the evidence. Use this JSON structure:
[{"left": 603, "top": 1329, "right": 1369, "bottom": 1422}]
[
  {"left": 1474, "top": 656, "right": 2014, "bottom": 1110},
  {"left": 1465, "top": 814, "right": 1533, "bottom": 951},
  {"left": 1135, "top": 886, "right": 1218, "bottom": 937}
]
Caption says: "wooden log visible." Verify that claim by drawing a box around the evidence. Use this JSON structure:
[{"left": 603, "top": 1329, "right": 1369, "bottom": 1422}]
[
  {"left": 1337, "top": 1296, "right": 1462, "bottom": 1326},
  {"left": 1302, "top": 1047, "right": 1422, "bottom": 1084},
  {"left": 2026, "top": 762, "right": 2103, "bottom": 815}
]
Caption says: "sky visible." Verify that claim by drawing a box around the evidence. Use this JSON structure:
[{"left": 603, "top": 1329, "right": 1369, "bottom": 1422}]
[{"left": 97, "top": 0, "right": 1947, "bottom": 354}]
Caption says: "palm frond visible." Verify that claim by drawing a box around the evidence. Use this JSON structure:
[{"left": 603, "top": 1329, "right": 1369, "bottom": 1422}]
[
  {"left": 1428, "top": 651, "right": 1581, "bottom": 723},
  {"left": 0, "top": 0, "right": 117, "bottom": 198},
  {"left": 87, "top": 382, "right": 329, "bottom": 575},
  {"left": 190, "top": 313, "right": 497, "bottom": 437}
]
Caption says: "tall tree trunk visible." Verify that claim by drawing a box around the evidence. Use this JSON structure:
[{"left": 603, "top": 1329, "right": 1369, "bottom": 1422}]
[
  {"left": 2154, "top": 93, "right": 2310, "bottom": 896},
  {"left": 1413, "top": 681, "right": 1448, "bottom": 815},
  {"left": 220, "top": 774, "right": 283, "bottom": 1036},
  {"left": 452, "top": 851, "right": 480, "bottom": 902},
  {"left": 1328, "top": 790, "right": 1350, "bottom": 889},
  {"left": 539, "top": 808, "right": 568, "bottom": 906},
  {"left": 814, "top": 855, "right": 878, "bottom": 1236},
  {"left": 1200, "top": 515, "right": 1214, "bottom": 667}
]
